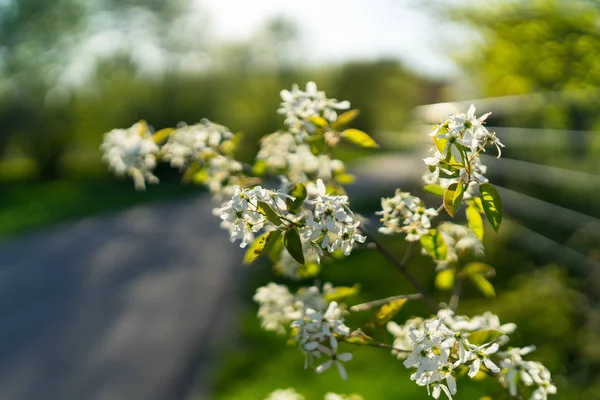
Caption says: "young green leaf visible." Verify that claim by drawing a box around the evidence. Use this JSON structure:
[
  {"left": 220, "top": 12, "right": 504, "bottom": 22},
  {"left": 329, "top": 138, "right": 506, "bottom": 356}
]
[
  {"left": 152, "top": 127, "right": 174, "bottom": 144},
  {"left": 466, "top": 206, "right": 484, "bottom": 241},
  {"left": 335, "top": 173, "right": 355, "bottom": 185},
  {"left": 258, "top": 201, "right": 283, "bottom": 226},
  {"left": 243, "top": 231, "right": 279, "bottom": 265},
  {"left": 284, "top": 227, "right": 305, "bottom": 265},
  {"left": 468, "top": 329, "right": 504, "bottom": 346},
  {"left": 374, "top": 298, "right": 407, "bottom": 326},
  {"left": 344, "top": 328, "right": 374, "bottom": 345},
  {"left": 341, "top": 128, "right": 380, "bottom": 148},
  {"left": 467, "top": 272, "right": 496, "bottom": 297},
  {"left": 435, "top": 269, "right": 456, "bottom": 291},
  {"left": 420, "top": 229, "right": 448, "bottom": 261},
  {"left": 252, "top": 159, "right": 269, "bottom": 176},
  {"left": 443, "top": 181, "right": 464, "bottom": 217},
  {"left": 267, "top": 232, "right": 284, "bottom": 263},
  {"left": 325, "top": 284, "right": 361, "bottom": 302},
  {"left": 287, "top": 183, "right": 307, "bottom": 211},
  {"left": 480, "top": 183, "right": 503, "bottom": 232},
  {"left": 463, "top": 262, "right": 495, "bottom": 277},
  {"left": 332, "top": 109, "right": 360, "bottom": 129},
  {"left": 424, "top": 184, "right": 445, "bottom": 197},
  {"left": 307, "top": 115, "right": 329, "bottom": 128}
]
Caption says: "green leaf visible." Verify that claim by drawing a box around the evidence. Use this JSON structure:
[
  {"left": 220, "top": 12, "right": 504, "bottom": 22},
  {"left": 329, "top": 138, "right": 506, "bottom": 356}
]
[
  {"left": 341, "top": 128, "right": 379, "bottom": 148},
  {"left": 297, "top": 262, "right": 320, "bottom": 279},
  {"left": 152, "top": 127, "right": 174, "bottom": 144},
  {"left": 374, "top": 298, "right": 407, "bottom": 326},
  {"left": 443, "top": 181, "right": 464, "bottom": 217},
  {"left": 435, "top": 269, "right": 455, "bottom": 291},
  {"left": 468, "top": 329, "right": 504, "bottom": 346},
  {"left": 306, "top": 135, "right": 327, "bottom": 155},
  {"left": 307, "top": 115, "right": 328, "bottom": 128},
  {"left": 284, "top": 228, "right": 305, "bottom": 265},
  {"left": 466, "top": 206, "right": 484, "bottom": 241},
  {"left": 468, "top": 197, "right": 485, "bottom": 213},
  {"left": 242, "top": 231, "right": 280, "bottom": 265},
  {"left": 420, "top": 229, "right": 448, "bottom": 261},
  {"left": 267, "top": 232, "right": 284, "bottom": 263},
  {"left": 325, "top": 284, "right": 361, "bottom": 302},
  {"left": 467, "top": 272, "right": 496, "bottom": 297},
  {"left": 252, "top": 159, "right": 268, "bottom": 176},
  {"left": 258, "top": 201, "right": 283, "bottom": 226},
  {"left": 480, "top": 183, "right": 503, "bottom": 232},
  {"left": 287, "top": 183, "right": 307, "bottom": 212},
  {"left": 424, "top": 184, "right": 445, "bottom": 197},
  {"left": 332, "top": 109, "right": 360, "bottom": 129},
  {"left": 463, "top": 262, "right": 495, "bottom": 277},
  {"left": 335, "top": 173, "right": 355, "bottom": 185},
  {"left": 344, "top": 328, "right": 374, "bottom": 345},
  {"left": 181, "top": 163, "right": 200, "bottom": 182}
]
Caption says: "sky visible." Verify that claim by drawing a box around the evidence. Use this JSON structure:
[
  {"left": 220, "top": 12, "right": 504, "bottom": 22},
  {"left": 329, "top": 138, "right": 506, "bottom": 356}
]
[{"left": 202, "top": 0, "right": 471, "bottom": 78}]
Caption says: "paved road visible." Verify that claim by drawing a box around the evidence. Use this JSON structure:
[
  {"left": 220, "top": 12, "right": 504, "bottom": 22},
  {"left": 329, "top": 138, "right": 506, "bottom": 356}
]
[{"left": 0, "top": 195, "right": 243, "bottom": 400}]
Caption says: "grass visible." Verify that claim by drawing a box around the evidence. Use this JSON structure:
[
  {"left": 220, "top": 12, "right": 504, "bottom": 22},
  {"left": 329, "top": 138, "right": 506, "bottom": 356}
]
[{"left": 0, "top": 172, "right": 201, "bottom": 239}]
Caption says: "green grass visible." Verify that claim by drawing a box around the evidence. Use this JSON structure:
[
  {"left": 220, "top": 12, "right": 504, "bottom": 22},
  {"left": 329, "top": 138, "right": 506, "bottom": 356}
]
[{"left": 0, "top": 173, "right": 201, "bottom": 239}]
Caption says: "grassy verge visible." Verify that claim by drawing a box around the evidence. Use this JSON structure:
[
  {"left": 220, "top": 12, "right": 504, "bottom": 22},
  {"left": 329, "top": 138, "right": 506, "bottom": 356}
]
[{"left": 0, "top": 174, "right": 201, "bottom": 239}]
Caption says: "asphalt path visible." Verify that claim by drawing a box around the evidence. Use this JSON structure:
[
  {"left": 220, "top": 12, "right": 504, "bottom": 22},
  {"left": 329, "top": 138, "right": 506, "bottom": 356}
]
[{"left": 0, "top": 195, "right": 243, "bottom": 400}]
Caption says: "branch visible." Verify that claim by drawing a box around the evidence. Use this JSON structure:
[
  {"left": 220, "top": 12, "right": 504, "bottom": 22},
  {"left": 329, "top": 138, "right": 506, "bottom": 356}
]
[
  {"left": 350, "top": 293, "right": 423, "bottom": 312},
  {"left": 346, "top": 340, "right": 410, "bottom": 354},
  {"left": 359, "top": 225, "right": 440, "bottom": 312},
  {"left": 448, "top": 276, "right": 463, "bottom": 311}
]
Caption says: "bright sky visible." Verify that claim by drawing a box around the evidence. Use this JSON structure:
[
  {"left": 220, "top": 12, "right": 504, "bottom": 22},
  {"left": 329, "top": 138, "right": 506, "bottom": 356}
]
[{"left": 203, "top": 0, "right": 469, "bottom": 77}]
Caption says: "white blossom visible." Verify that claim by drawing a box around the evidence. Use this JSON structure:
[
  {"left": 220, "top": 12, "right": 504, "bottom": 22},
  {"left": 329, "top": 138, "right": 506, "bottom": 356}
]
[
  {"left": 278, "top": 81, "right": 350, "bottom": 137},
  {"left": 264, "top": 388, "right": 305, "bottom": 400},
  {"left": 253, "top": 283, "right": 334, "bottom": 334},
  {"left": 292, "top": 301, "right": 352, "bottom": 378},
  {"left": 497, "top": 346, "right": 555, "bottom": 399},
  {"left": 423, "top": 105, "right": 502, "bottom": 191},
  {"left": 100, "top": 121, "right": 159, "bottom": 190},
  {"left": 301, "top": 180, "right": 365, "bottom": 256},
  {"left": 376, "top": 189, "right": 437, "bottom": 241},
  {"left": 161, "top": 119, "right": 233, "bottom": 168},
  {"left": 257, "top": 131, "right": 346, "bottom": 186},
  {"left": 466, "top": 342, "right": 501, "bottom": 377}
]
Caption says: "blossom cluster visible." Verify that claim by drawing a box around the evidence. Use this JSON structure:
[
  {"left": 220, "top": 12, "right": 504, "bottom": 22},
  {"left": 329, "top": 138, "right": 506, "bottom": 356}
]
[
  {"left": 376, "top": 189, "right": 438, "bottom": 241},
  {"left": 433, "top": 222, "right": 484, "bottom": 268},
  {"left": 256, "top": 131, "right": 346, "bottom": 183},
  {"left": 265, "top": 388, "right": 363, "bottom": 400},
  {"left": 498, "top": 347, "right": 557, "bottom": 400},
  {"left": 253, "top": 282, "right": 333, "bottom": 334},
  {"left": 100, "top": 121, "right": 159, "bottom": 190},
  {"left": 387, "top": 309, "right": 554, "bottom": 400},
  {"left": 422, "top": 105, "right": 503, "bottom": 195},
  {"left": 291, "top": 301, "right": 353, "bottom": 380},
  {"left": 161, "top": 119, "right": 243, "bottom": 196},
  {"left": 278, "top": 81, "right": 350, "bottom": 137},
  {"left": 301, "top": 180, "right": 366, "bottom": 258},
  {"left": 216, "top": 185, "right": 293, "bottom": 248}
]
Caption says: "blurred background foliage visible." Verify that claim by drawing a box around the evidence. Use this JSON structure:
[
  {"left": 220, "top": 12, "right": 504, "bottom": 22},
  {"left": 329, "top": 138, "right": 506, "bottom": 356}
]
[{"left": 1, "top": 0, "right": 599, "bottom": 398}]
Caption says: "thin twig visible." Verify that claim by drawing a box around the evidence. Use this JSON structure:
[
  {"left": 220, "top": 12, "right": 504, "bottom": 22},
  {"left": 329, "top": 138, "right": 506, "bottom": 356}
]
[
  {"left": 350, "top": 293, "right": 423, "bottom": 312},
  {"left": 347, "top": 340, "right": 410, "bottom": 353},
  {"left": 359, "top": 226, "right": 440, "bottom": 312},
  {"left": 448, "top": 276, "right": 463, "bottom": 312}
]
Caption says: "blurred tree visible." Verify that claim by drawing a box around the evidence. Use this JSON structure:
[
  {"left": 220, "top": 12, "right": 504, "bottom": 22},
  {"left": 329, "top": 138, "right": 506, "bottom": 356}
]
[
  {"left": 450, "top": 0, "right": 600, "bottom": 95},
  {"left": 0, "top": 0, "right": 207, "bottom": 179},
  {"left": 446, "top": 0, "right": 600, "bottom": 130}
]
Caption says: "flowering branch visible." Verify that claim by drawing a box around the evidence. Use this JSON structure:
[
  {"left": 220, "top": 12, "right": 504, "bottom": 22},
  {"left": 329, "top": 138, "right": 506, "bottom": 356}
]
[{"left": 100, "top": 82, "right": 556, "bottom": 400}]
